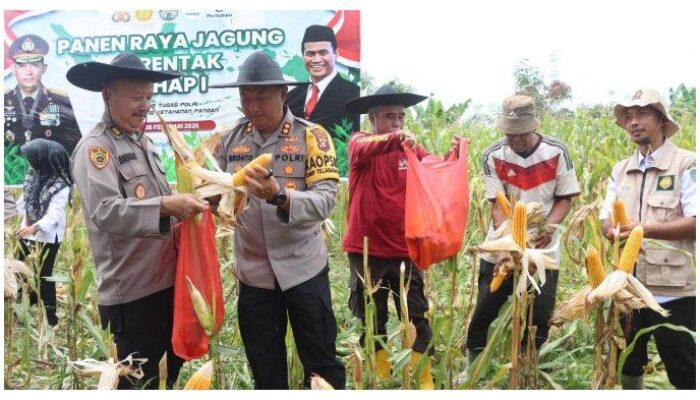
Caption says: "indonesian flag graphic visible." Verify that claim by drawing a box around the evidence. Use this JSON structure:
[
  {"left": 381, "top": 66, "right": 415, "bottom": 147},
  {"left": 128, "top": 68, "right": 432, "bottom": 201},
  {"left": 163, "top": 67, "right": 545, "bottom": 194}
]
[{"left": 326, "top": 10, "right": 360, "bottom": 68}]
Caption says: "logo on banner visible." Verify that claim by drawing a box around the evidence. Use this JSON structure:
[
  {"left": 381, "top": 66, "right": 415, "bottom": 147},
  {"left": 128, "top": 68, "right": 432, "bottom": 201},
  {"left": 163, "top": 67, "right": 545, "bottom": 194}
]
[
  {"left": 112, "top": 11, "right": 130, "bottom": 23},
  {"left": 159, "top": 10, "right": 179, "bottom": 21},
  {"left": 135, "top": 10, "right": 153, "bottom": 22}
]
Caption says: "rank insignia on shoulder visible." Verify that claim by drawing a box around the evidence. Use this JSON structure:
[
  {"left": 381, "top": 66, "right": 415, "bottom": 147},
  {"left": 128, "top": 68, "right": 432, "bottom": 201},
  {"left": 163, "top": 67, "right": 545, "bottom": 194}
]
[
  {"left": 245, "top": 123, "right": 253, "bottom": 134},
  {"left": 656, "top": 175, "right": 675, "bottom": 191},
  {"left": 110, "top": 126, "right": 123, "bottom": 137},
  {"left": 89, "top": 147, "right": 111, "bottom": 169},
  {"left": 281, "top": 122, "right": 291, "bottom": 135}
]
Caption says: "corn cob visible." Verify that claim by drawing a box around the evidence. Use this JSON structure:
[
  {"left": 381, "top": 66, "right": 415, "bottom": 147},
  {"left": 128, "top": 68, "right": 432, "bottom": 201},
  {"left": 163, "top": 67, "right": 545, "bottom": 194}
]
[
  {"left": 612, "top": 198, "right": 629, "bottom": 225},
  {"left": 184, "top": 360, "right": 213, "bottom": 390},
  {"left": 618, "top": 226, "right": 644, "bottom": 273},
  {"left": 185, "top": 276, "right": 214, "bottom": 336},
  {"left": 585, "top": 247, "right": 605, "bottom": 289},
  {"left": 495, "top": 191, "right": 512, "bottom": 217},
  {"left": 231, "top": 153, "right": 273, "bottom": 186},
  {"left": 310, "top": 374, "right": 335, "bottom": 390},
  {"left": 490, "top": 265, "right": 509, "bottom": 293},
  {"left": 511, "top": 201, "right": 528, "bottom": 249},
  {"left": 97, "top": 359, "right": 120, "bottom": 390}
]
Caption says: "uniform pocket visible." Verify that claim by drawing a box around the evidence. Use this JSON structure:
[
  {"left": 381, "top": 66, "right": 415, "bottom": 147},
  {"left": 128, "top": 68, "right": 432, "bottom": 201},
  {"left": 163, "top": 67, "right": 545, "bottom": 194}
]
[
  {"left": 642, "top": 247, "right": 689, "bottom": 287},
  {"left": 118, "top": 163, "right": 148, "bottom": 198},
  {"left": 646, "top": 194, "right": 680, "bottom": 223}
]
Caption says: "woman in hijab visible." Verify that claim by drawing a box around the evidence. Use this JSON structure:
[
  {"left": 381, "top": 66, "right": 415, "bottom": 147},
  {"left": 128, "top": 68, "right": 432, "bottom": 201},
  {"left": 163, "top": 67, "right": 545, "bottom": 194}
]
[{"left": 16, "top": 139, "right": 73, "bottom": 326}]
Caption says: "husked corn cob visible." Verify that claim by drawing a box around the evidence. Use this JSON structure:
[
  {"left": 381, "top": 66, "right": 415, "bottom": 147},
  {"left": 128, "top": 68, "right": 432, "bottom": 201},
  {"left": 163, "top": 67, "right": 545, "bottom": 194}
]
[
  {"left": 232, "top": 154, "right": 274, "bottom": 186},
  {"left": 97, "top": 359, "right": 120, "bottom": 390},
  {"left": 618, "top": 226, "right": 644, "bottom": 273},
  {"left": 585, "top": 246, "right": 605, "bottom": 288},
  {"left": 184, "top": 361, "right": 213, "bottom": 390},
  {"left": 511, "top": 201, "right": 528, "bottom": 249},
  {"left": 490, "top": 265, "right": 509, "bottom": 293},
  {"left": 612, "top": 198, "right": 629, "bottom": 225},
  {"left": 495, "top": 192, "right": 512, "bottom": 217}
]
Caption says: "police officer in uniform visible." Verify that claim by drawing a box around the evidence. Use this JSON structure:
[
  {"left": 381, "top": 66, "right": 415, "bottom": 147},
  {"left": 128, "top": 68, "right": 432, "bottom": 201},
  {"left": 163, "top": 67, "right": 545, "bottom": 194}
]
[
  {"left": 211, "top": 52, "right": 345, "bottom": 389},
  {"left": 66, "top": 52, "right": 209, "bottom": 389},
  {"left": 4, "top": 34, "right": 82, "bottom": 155}
]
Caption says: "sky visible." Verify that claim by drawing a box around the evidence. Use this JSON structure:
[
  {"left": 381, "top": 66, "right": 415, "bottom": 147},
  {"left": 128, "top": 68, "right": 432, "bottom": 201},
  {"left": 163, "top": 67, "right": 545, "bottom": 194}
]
[{"left": 4, "top": 0, "right": 697, "bottom": 111}]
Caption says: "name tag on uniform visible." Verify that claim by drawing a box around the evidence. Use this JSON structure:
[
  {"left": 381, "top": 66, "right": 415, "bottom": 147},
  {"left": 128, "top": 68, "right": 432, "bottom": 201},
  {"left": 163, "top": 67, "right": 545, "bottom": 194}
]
[{"left": 118, "top": 152, "right": 138, "bottom": 165}]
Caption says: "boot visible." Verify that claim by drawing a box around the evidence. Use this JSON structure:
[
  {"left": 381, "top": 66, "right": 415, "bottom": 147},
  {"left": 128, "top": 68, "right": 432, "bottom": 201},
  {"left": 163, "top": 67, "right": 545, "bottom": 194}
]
[
  {"left": 374, "top": 349, "right": 391, "bottom": 382},
  {"left": 621, "top": 374, "right": 644, "bottom": 390},
  {"left": 410, "top": 351, "right": 434, "bottom": 390}
]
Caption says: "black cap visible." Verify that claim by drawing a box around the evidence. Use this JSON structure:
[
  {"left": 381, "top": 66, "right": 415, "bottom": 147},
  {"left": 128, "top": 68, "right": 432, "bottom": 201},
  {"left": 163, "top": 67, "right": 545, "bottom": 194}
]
[
  {"left": 301, "top": 25, "right": 337, "bottom": 52},
  {"left": 10, "top": 34, "right": 49, "bottom": 63},
  {"left": 66, "top": 52, "right": 181, "bottom": 92}
]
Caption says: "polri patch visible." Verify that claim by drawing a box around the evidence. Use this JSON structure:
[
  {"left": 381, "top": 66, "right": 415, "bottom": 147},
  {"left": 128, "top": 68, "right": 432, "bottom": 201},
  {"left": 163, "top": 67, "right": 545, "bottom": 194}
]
[
  {"left": 656, "top": 175, "right": 675, "bottom": 191},
  {"left": 89, "top": 147, "right": 110, "bottom": 169}
]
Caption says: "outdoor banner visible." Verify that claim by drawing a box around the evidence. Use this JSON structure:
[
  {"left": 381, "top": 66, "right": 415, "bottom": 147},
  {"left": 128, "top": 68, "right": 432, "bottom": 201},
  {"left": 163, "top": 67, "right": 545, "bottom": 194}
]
[{"left": 3, "top": 9, "right": 361, "bottom": 185}]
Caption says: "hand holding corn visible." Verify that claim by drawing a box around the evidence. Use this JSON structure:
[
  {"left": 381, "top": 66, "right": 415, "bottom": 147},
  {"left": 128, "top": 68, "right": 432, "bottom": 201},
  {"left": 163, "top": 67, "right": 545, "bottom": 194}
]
[
  {"left": 160, "top": 193, "right": 210, "bottom": 220},
  {"left": 244, "top": 164, "right": 282, "bottom": 202}
]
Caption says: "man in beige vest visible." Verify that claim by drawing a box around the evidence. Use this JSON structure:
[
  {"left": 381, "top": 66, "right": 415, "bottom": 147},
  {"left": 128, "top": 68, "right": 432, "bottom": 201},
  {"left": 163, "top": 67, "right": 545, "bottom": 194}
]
[
  {"left": 211, "top": 51, "right": 345, "bottom": 389},
  {"left": 601, "top": 89, "right": 695, "bottom": 390},
  {"left": 67, "top": 52, "right": 209, "bottom": 388}
]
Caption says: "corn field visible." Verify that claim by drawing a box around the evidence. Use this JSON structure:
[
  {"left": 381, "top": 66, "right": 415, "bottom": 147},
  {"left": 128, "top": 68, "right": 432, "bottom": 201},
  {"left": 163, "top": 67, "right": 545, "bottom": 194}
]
[{"left": 3, "top": 93, "right": 696, "bottom": 390}]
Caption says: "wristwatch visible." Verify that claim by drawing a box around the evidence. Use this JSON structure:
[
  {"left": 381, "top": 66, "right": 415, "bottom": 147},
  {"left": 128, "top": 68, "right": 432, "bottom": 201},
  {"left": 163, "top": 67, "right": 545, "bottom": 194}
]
[{"left": 266, "top": 188, "right": 288, "bottom": 206}]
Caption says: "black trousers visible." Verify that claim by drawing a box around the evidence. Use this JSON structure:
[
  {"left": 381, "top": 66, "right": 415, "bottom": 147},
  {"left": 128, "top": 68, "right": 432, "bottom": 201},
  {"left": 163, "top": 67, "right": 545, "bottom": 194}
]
[
  {"left": 98, "top": 286, "right": 184, "bottom": 389},
  {"left": 466, "top": 259, "right": 558, "bottom": 351},
  {"left": 347, "top": 253, "right": 433, "bottom": 354},
  {"left": 238, "top": 267, "right": 346, "bottom": 389},
  {"left": 621, "top": 296, "right": 696, "bottom": 389},
  {"left": 17, "top": 238, "right": 60, "bottom": 326}
]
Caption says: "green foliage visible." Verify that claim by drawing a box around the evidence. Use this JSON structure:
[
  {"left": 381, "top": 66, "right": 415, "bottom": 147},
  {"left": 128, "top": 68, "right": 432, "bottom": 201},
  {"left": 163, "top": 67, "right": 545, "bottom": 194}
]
[
  {"left": 4, "top": 143, "right": 28, "bottom": 185},
  {"left": 331, "top": 118, "right": 354, "bottom": 177}
]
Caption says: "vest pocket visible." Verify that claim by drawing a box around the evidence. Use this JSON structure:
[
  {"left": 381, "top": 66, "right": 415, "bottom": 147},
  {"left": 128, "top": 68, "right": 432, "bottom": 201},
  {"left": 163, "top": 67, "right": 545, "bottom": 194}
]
[
  {"left": 118, "top": 163, "right": 149, "bottom": 198},
  {"left": 641, "top": 247, "right": 688, "bottom": 287},
  {"left": 646, "top": 194, "right": 680, "bottom": 223}
]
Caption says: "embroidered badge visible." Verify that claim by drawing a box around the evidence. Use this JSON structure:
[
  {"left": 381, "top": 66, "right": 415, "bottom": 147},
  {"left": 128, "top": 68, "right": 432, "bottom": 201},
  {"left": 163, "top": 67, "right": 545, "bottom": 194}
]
[
  {"left": 134, "top": 183, "right": 146, "bottom": 199},
  {"left": 281, "top": 122, "right": 291, "bottom": 136},
  {"left": 118, "top": 152, "right": 137, "bottom": 165},
  {"left": 284, "top": 165, "right": 294, "bottom": 175},
  {"left": 231, "top": 145, "right": 252, "bottom": 154},
  {"left": 89, "top": 147, "right": 110, "bottom": 169},
  {"left": 283, "top": 135, "right": 300, "bottom": 143},
  {"left": 281, "top": 144, "right": 301, "bottom": 154},
  {"left": 285, "top": 181, "right": 297, "bottom": 190},
  {"left": 656, "top": 175, "right": 675, "bottom": 191},
  {"left": 311, "top": 128, "right": 330, "bottom": 151}
]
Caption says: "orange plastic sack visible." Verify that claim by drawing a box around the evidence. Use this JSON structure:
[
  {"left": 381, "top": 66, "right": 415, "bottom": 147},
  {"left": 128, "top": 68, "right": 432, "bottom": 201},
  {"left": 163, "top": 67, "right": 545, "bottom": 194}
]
[
  {"left": 172, "top": 210, "right": 225, "bottom": 360},
  {"left": 404, "top": 138, "right": 470, "bottom": 270}
]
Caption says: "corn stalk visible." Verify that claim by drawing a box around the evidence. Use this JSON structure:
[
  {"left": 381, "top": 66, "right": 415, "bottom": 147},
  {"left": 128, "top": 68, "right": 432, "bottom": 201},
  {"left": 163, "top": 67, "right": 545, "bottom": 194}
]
[{"left": 361, "top": 236, "right": 378, "bottom": 388}]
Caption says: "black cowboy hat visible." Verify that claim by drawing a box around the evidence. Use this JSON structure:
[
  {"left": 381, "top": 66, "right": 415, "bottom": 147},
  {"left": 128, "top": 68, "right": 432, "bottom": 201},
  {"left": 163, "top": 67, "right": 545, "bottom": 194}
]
[
  {"left": 210, "top": 51, "right": 310, "bottom": 89},
  {"left": 66, "top": 52, "right": 181, "bottom": 92},
  {"left": 345, "top": 84, "right": 427, "bottom": 114}
]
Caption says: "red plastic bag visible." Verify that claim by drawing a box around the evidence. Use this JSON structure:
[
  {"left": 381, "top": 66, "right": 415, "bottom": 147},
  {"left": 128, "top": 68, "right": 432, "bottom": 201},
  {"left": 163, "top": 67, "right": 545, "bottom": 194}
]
[
  {"left": 404, "top": 138, "right": 470, "bottom": 270},
  {"left": 172, "top": 210, "right": 225, "bottom": 360}
]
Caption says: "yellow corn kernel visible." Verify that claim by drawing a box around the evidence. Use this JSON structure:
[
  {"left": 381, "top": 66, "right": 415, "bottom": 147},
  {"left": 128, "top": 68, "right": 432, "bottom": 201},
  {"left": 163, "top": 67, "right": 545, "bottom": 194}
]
[
  {"left": 490, "top": 265, "right": 509, "bottom": 293},
  {"left": 612, "top": 198, "right": 629, "bottom": 226},
  {"left": 585, "top": 246, "right": 605, "bottom": 288},
  {"left": 184, "top": 361, "right": 213, "bottom": 390},
  {"left": 232, "top": 153, "right": 273, "bottom": 186},
  {"left": 618, "top": 226, "right": 644, "bottom": 273},
  {"left": 511, "top": 201, "right": 528, "bottom": 249},
  {"left": 495, "top": 192, "right": 512, "bottom": 217}
]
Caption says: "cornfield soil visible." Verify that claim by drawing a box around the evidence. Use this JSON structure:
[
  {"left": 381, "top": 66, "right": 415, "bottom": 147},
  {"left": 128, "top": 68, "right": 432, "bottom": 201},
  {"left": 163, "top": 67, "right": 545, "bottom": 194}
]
[{"left": 3, "top": 105, "right": 695, "bottom": 389}]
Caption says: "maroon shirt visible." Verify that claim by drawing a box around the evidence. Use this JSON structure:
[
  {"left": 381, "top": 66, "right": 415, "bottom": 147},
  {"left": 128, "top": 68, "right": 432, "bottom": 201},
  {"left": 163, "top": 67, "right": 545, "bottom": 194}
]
[{"left": 342, "top": 131, "right": 430, "bottom": 258}]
